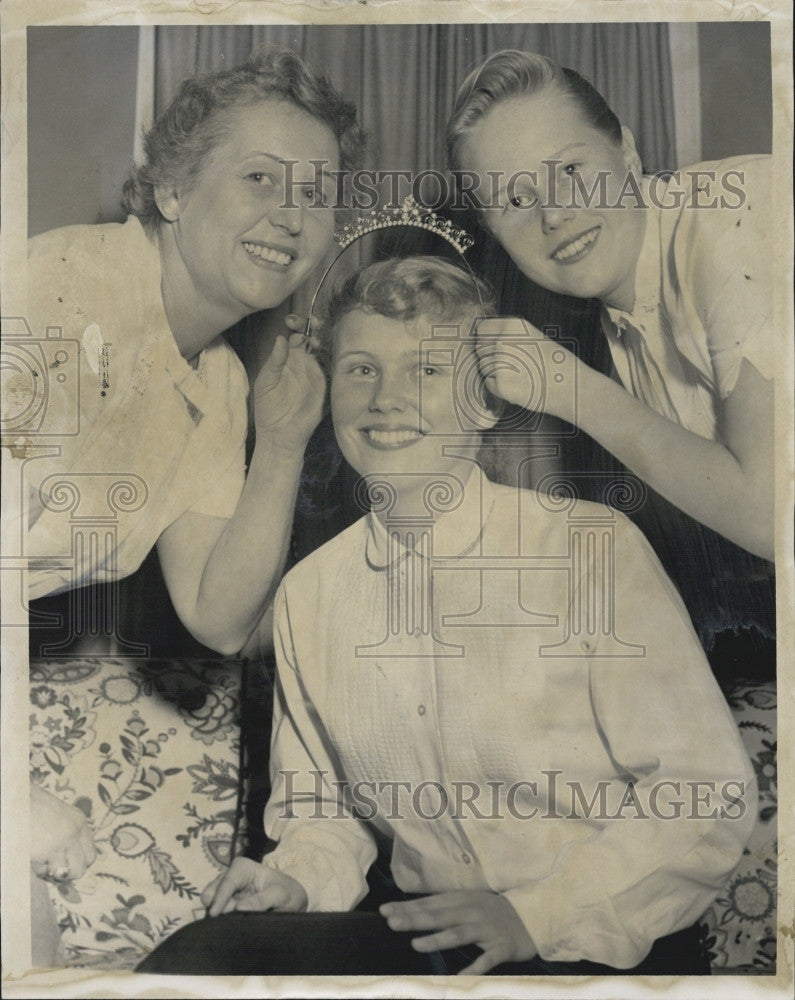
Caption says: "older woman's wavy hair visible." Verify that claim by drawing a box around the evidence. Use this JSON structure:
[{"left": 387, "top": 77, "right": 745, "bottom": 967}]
[
  {"left": 446, "top": 50, "right": 622, "bottom": 176},
  {"left": 122, "top": 47, "right": 367, "bottom": 234}
]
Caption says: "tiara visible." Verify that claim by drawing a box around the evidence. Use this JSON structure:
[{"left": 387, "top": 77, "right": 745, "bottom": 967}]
[
  {"left": 334, "top": 196, "right": 475, "bottom": 255},
  {"left": 304, "top": 196, "right": 478, "bottom": 335}
]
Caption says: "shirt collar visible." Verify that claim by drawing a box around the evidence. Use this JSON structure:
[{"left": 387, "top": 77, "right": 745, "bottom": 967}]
[
  {"left": 365, "top": 466, "right": 496, "bottom": 570},
  {"left": 165, "top": 348, "right": 210, "bottom": 412},
  {"left": 124, "top": 215, "right": 212, "bottom": 413},
  {"left": 603, "top": 175, "right": 661, "bottom": 329}
]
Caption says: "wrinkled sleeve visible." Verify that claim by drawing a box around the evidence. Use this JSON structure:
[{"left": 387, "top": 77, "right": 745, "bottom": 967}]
[
  {"left": 262, "top": 584, "right": 377, "bottom": 911},
  {"left": 503, "top": 515, "right": 756, "bottom": 968},
  {"left": 688, "top": 157, "right": 774, "bottom": 397},
  {"left": 188, "top": 350, "right": 248, "bottom": 520},
  {"left": 187, "top": 438, "right": 246, "bottom": 521}
]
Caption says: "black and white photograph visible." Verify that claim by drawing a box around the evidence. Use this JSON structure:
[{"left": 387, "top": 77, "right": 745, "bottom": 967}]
[{"left": 1, "top": 3, "right": 792, "bottom": 997}]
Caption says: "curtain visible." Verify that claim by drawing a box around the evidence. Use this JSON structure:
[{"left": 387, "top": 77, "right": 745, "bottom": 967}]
[{"left": 154, "top": 23, "right": 676, "bottom": 173}]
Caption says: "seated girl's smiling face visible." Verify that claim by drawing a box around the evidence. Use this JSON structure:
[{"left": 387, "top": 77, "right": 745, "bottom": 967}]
[{"left": 330, "top": 308, "right": 491, "bottom": 493}]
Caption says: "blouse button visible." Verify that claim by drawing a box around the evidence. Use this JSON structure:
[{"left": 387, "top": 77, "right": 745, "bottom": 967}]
[
  {"left": 417, "top": 704, "right": 426, "bottom": 716},
  {"left": 461, "top": 852, "right": 471, "bottom": 865},
  {"left": 580, "top": 639, "right": 591, "bottom": 652}
]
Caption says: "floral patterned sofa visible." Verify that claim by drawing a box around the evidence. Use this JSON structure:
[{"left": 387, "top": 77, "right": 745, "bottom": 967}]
[
  {"left": 29, "top": 657, "right": 777, "bottom": 975},
  {"left": 28, "top": 656, "right": 265, "bottom": 970}
]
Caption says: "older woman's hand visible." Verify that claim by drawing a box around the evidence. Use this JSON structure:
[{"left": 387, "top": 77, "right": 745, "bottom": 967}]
[
  {"left": 252, "top": 317, "right": 326, "bottom": 454},
  {"left": 30, "top": 781, "right": 97, "bottom": 883},
  {"left": 476, "top": 316, "right": 580, "bottom": 425}
]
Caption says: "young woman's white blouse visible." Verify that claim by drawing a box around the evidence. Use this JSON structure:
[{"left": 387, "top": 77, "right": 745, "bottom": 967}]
[{"left": 601, "top": 155, "right": 773, "bottom": 442}]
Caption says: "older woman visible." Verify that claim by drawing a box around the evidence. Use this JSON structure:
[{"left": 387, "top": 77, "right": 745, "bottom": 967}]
[
  {"left": 446, "top": 50, "right": 774, "bottom": 563},
  {"left": 24, "top": 47, "right": 365, "bottom": 960}
]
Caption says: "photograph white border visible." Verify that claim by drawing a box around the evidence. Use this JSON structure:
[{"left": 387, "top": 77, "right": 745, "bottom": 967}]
[{"left": 2, "top": 2, "right": 792, "bottom": 998}]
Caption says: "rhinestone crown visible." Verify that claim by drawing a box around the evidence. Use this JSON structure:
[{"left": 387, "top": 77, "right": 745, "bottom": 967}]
[{"left": 334, "top": 195, "right": 474, "bottom": 254}]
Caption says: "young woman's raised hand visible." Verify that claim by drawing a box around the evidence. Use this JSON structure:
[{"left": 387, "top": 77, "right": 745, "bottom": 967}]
[{"left": 476, "top": 316, "right": 579, "bottom": 424}]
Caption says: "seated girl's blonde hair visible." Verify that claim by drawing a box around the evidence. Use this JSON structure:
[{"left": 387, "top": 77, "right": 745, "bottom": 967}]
[{"left": 319, "top": 255, "right": 495, "bottom": 373}]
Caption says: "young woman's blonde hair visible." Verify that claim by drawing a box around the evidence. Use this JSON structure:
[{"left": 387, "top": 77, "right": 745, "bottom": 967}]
[{"left": 446, "top": 50, "right": 622, "bottom": 177}]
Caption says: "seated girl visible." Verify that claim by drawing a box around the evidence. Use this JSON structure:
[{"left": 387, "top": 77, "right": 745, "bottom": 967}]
[{"left": 138, "top": 257, "right": 756, "bottom": 977}]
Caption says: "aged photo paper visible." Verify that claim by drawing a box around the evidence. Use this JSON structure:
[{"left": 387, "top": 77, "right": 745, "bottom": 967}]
[{"left": 1, "top": 1, "right": 792, "bottom": 998}]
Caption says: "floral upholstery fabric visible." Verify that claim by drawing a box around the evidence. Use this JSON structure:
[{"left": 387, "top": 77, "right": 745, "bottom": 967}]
[
  {"left": 29, "top": 659, "right": 776, "bottom": 973},
  {"left": 699, "top": 678, "right": 777, "bottom": 973},
  {"left": 29, "top": 657, "right": 248, "bottom": 971}
]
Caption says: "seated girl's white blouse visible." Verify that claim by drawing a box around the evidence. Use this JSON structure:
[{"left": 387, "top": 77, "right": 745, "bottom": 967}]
[{"left": 263, "top": 470, "right": 756, "bottom": 969}]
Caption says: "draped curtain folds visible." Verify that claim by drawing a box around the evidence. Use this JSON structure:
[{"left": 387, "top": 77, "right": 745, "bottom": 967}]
[{"left": 155, "top": 23, "right": 676, "bottom": 173}]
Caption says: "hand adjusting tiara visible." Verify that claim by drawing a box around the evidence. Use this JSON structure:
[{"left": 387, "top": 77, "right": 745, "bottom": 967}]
[{"left": 305, "top": 196, "right": 478, "bottom": 336}]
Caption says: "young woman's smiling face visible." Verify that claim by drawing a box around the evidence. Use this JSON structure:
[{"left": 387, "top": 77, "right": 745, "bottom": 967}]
[
  {"left": 163, "top": 99, "right": 339, "bottom": 320},
  {"left": 330, "top": 309, "right": 490, "bottom": 499},
  {"left": 460, "top": 89, "right": 646, "bottom": 311}
]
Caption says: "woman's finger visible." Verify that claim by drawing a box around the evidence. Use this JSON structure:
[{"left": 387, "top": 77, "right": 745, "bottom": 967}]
[
  {"left": 410, "top": 924, "right": 474, "bottom": 952},
  {"left": 475, "top": 342, "right": 498, "bottom": 363},
  {"left": 458, "top": 944, "right": 511, "bottom": 976},
  {"left": 286, "top": 330, "right": 322, "bottom": 358},
  {"left": 285, "top": 313, "right": 321, "bottom": 336},
  {"left": 64, "top": 845, "right": 88, "bottom": 880},
  {"left": 207, "top": 861, "right": 254, "bottom": 917},
  {"left": 380, "top": 892, "right": 458, "bottom": 917},
  {"left": 381, "top": 898, "right": 465, "bottom": 932},
  {"left": 42, "top": 853, "right": 72, "bottom": 882},
  {"left": 264, "top": 333, "right": 290, "bottom": 373},
  {"left": 476, "top": 353, "right": 500, "bottom": 377},
  {"left": 208, "top": 877, "right": 239, "bottom": 917},
  {"left": 80, "top": 825, "right": 98, "bottom": 866},
  {"left": 201, "top": 874, "right": 223, "bottom": 908},
  {"left": 476, "top": 316, "right": 536, "bottom": 340},
  {"left": 235, "top": 882, "right": 292, "bottom": 913},
  {"left": 284, "top": 313, "right": 306, "bottom": 333},
  {"left": 475, "top": 317, "right": 503, "bottom": 340},
  {"left": 30, "top": 858, "right": 49, "bottom": 879}
]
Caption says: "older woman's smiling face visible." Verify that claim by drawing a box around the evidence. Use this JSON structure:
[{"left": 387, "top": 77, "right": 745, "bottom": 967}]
[
  {"left": 163, "top": 99, "right": 339, "bottom": 321},
  {"left": 460, "top": 90, "right": 646, "bottom": 311}
]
